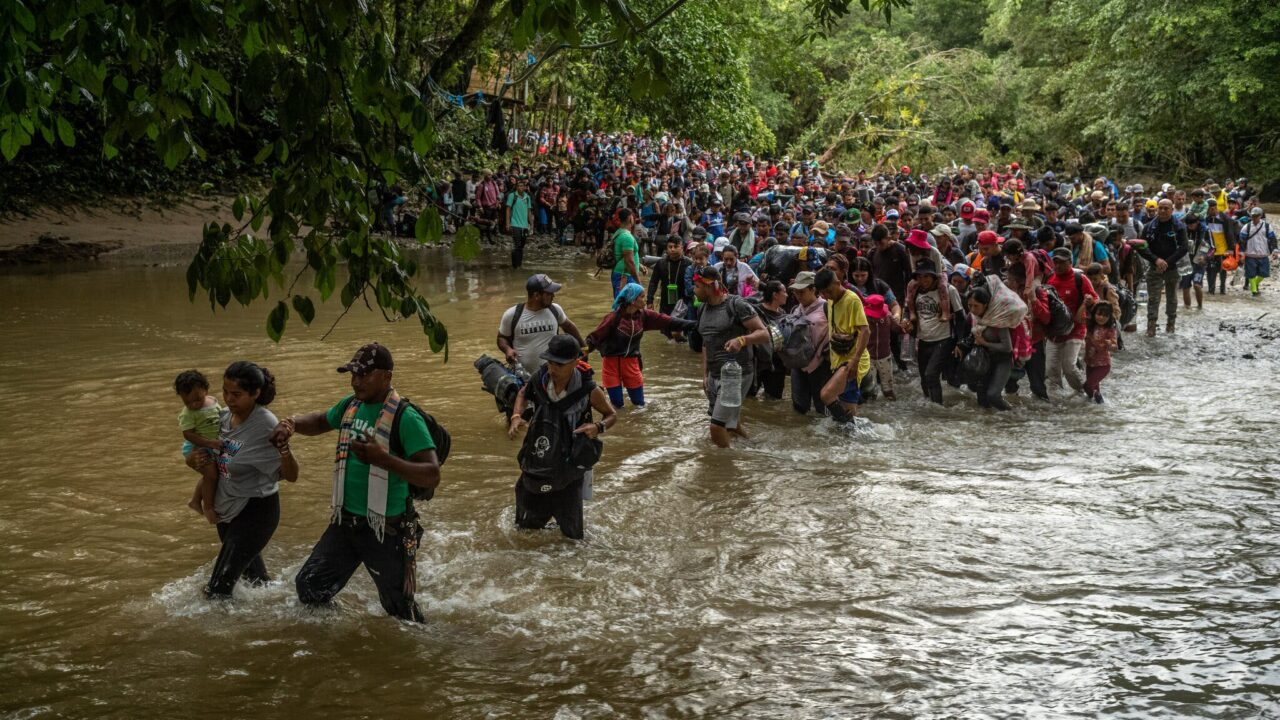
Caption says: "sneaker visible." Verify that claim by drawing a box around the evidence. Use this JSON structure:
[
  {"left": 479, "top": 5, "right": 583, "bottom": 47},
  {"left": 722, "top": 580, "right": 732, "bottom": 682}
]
[
  {"left": 1166, "top": 323, "right": 1175, "bottom": 334},
  {"left": 1093, "top": 391, "right": 1104, "bottom": 404}
]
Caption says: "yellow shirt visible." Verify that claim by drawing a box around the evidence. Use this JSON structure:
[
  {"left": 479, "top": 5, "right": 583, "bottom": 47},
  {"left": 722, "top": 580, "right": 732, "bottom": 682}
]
[{"left": 827, "top": 290, "right": 872, "bottom": 381}]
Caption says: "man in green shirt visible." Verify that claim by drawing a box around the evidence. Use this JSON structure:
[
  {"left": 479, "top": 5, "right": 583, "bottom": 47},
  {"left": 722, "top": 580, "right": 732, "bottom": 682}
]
[
  {"left": 271, "top": 343, "right": 441, "bottom": 621},
  {"left": 506, "top": 177, "right": 534, "bottom": 269},
  {"left": 611, "top": 208, "right": 645, "bottom": 297}
]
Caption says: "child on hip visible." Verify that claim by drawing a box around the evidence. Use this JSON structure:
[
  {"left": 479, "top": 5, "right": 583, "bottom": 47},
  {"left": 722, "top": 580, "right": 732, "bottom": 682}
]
[{"left": 174, "top": 370, "right": 224, "bottom": 524}]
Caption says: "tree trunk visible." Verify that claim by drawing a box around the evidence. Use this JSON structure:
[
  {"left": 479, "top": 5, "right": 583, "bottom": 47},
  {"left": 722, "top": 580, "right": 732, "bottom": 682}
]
[{"left": 871, "top": 143, "right": 906, "bottom": 176}]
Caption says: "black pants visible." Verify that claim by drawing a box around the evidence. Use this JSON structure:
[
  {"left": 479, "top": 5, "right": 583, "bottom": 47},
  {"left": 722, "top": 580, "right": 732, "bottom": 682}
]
[
  {"left": 917, "top": 338, "right": 950, "bottom": 404},
  {"left": 791, "top": 358, "right": 832, "bottom": 415},
  {"left": 515, "top": 475, "right": 584, "bottom": 540},
  {"left": 1006, "top": 340, "right": 1048, "bottom": 400},
  {"left": 206, "top": 493, "right": 280, "bottom": 598},
  {"left": 511, "top": 228, "right": 528, "bottom": 268},
  {"left": 756, "top": 357, "right": 787, "bottom": 400},
  {"left": 973, "top": 352, "right": 1013, "bottom": 410},
  {"left": 295, "top": 514, "right": 424, "bottom": 622},
  {"left": 1206, "top": 256, "right": 1227, "bottom": 294}
]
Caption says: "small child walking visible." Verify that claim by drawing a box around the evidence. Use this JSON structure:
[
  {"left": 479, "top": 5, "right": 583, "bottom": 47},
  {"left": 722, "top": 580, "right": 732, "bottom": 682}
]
[
  {"left": 862, "top": 294, "right": 896, "bottom": 400},
  {"left": 1084, "top": 303, "right": 1118, "bottom": 404},
  {"left": 174, "top": 370, "right": 224, "bottom": 523}
]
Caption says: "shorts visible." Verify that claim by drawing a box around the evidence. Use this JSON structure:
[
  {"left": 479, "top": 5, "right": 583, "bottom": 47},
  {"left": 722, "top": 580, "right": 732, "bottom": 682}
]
[
  {"left": 1245, "top": 256, "right": 1270, "bottom": 279},
  {"left": 602, "top": 356, "right": 644, "bottom": 388},
  {"left": 1179, "top": 266, "right": 1205, "bottom": 288},
  {"left": 705, "top": 367, "right": 755, "bottom": 430},
  {"left": 182, "top": 441, "right": 217, "bottom": 458},
  {"left": 839, "top": 378, "right": 862, "bottom": 404}
]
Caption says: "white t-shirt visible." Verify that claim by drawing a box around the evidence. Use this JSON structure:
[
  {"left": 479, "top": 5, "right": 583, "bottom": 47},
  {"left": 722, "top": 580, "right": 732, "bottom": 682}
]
[{"left": 498, "top": 302, "right": 569, "bottom": 373}]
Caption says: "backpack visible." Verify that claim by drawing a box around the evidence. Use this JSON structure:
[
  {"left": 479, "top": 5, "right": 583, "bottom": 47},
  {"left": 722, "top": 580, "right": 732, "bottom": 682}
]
[
  {"left": 1041, "top": 285, "right": 1075, "bottom": 339},
  {"left": 1031, "top": 249, "right": 1054, "bottom": 281},
  {"left": 776, "top": 312, "right": 817, "bottom": 370},
  {"left": 596, "top": 229, "right": 620, "bottom": 269},
  {"left": 518, "top": 372, "right": 602, "bottom": 493},
  {"left": 745, "top": 298, "right": 778, "bottom": 375}
]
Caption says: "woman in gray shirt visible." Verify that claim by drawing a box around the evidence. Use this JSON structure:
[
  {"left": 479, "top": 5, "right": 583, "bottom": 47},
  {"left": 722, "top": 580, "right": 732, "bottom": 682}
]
[{"left": 204, "top": 361, "right": 298, "bottom": 598}]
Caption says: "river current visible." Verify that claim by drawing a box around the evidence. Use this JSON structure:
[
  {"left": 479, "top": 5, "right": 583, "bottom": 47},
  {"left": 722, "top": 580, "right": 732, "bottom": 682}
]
[{"left": 1, "top": 246, "right": 1277, "bottom": 718}]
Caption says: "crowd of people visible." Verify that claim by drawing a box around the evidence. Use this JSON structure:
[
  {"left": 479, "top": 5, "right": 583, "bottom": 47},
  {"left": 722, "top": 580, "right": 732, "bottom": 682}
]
[{"left": 180, "top": 132, "right": 1275, "bottom": 622}]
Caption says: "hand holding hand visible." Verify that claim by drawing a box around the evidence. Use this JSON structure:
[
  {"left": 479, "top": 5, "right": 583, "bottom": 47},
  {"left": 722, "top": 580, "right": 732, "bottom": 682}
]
[
  {"left": 269, "top": 419, "right": 294, "bottom": 447},
  {"left": 573, "top": 422, "right": 599, "bottom": 439}
]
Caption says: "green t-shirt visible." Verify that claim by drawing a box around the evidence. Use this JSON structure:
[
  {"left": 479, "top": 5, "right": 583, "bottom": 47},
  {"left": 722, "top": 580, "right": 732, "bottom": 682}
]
[
  {"left": 506, "top": 192, "right": 532, "bottom": 230},
  {"left": 612, "top": 229, "right": 638, "bottom": 275},
  {"left": 326, "top": 394, "right": 436, "bottom": 516},
  {"left": 178, "top": 402, "right": 223, "bottom": 440}
]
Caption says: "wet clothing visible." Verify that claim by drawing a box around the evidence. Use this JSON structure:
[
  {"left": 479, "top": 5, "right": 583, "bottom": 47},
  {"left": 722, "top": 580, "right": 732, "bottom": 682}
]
[
  {"left": 295, "top": 508, "right": 424, "bottom": 621},
  {"left": 698, "top": 296, "right": 757, "bottom": 376},
  {"left": 205, "top": 492, "right": 279, "bottom": 599},
  {"left": 515, "top": 476, "right": 585, "bottom": 539}
]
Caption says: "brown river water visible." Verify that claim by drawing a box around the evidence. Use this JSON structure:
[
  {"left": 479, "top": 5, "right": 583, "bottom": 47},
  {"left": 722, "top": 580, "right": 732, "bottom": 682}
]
[{"left": 1, "top": 244, "right": 1278, "bottom": 718}]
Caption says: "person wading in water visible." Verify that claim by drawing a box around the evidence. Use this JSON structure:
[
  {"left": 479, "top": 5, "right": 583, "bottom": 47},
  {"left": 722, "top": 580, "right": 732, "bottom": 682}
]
[{"left": 271, "top": 343, "right": 442, "bottom": 622}]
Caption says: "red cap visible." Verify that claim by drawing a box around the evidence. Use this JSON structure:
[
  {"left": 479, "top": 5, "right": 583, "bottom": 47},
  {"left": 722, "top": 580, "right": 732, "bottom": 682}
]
[
  {"left": 977, "top": 230, "right": 1000, "bottom": 247},
  {"left": 960, "top": 201, "right": 975, "bottom": 219},
  {"left": 905, "top": 229, "right": 933, "bottom": 250},
  {"left": 901, "top": 165, "right": 911, "bottom": 174},
  {"left": 1011, "top": 162, "right": 1020, "bottom": 170},
  {"left": 974, "top": 208, "right": 990, "bottom": 224}
]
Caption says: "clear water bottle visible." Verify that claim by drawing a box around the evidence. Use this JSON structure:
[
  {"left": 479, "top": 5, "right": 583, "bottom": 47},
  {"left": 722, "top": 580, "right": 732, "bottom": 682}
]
[
  {"left": 1137, "top": 287, "right": 1149, "bottom": 303},
  {"left": 719, "top": 359, "right": 743, "bottom": 408}
]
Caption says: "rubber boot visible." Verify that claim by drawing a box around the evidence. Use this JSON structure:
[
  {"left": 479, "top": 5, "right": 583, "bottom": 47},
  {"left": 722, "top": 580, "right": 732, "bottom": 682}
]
[
  {"left": 606, "top": 386, "right": 625, "bottom": 408},
  {"left": 626, "top": 385, "right": 645, "bottom": 407},
  {"left": 825, "top": 401, "right": 854, "bottom": 425}
]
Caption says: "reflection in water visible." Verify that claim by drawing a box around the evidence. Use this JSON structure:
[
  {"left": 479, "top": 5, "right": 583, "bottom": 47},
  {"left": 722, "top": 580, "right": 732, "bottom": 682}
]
[{"left": 1, "top": 246, "right": 1278, "bottom": 717}]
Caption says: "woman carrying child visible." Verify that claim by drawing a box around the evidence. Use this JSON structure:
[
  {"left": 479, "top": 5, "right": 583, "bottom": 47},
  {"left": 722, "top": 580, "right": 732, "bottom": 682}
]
[{"left": 203, "top": 361, "right": 299, "bottom": 599}]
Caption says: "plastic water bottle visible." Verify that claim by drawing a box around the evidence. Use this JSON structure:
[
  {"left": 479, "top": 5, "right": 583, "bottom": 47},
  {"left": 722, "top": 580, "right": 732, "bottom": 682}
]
[{"left": 719, "top": 359, "right": 743, "bottom": 408}]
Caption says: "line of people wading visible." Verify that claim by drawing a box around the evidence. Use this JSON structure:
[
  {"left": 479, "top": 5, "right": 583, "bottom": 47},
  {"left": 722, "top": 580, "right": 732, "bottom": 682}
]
[{"left": 176, "top": 144, "right": 1276, "bottom": 622}]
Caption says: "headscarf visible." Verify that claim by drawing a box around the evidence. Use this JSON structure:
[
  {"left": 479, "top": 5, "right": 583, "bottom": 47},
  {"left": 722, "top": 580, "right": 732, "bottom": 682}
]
[{"left": 612, "top": 282, "right": 645, "bottom": 312}]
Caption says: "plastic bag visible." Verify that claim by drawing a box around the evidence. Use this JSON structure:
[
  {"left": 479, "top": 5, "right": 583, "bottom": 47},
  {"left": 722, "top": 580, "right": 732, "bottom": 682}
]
[
  {"left": 975, "top": 275, "right": 1027, "bottom": 330},
  {"left": 962, "top": 345, "right": 991, "bottom": 382}
]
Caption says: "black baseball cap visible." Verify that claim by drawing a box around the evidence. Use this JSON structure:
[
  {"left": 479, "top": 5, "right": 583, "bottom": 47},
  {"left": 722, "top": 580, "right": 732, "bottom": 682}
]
[
  {"left": 539, "top": 335, "right": 581, "bottom": 364},
  {"left": 526, "top": 273, "right": 563, "bottom": 294},
  {"left": 338, "top": 342, "right": 394, "bottom": 374}
]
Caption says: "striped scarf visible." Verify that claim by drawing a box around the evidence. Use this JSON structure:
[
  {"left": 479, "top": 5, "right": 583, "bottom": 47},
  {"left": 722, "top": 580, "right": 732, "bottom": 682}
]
[{"left": 332, "top": 389, "right": 402, "bottom": 542}]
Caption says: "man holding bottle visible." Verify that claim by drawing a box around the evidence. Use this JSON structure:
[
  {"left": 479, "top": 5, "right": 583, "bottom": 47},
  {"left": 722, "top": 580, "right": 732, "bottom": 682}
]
[{"left": 692, "top": 266, "right": 771, "bottom": 448}]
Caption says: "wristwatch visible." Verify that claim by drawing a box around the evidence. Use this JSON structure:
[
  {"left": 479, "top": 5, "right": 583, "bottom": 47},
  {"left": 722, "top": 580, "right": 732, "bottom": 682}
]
[{"left": 596, "top": 421, "right": 606, "bottom": 435}]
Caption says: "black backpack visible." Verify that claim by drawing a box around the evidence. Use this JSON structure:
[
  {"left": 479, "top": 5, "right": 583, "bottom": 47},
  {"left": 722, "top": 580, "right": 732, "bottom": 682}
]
[
  {"left": 1044, "top": 271, "right": 1084, "bottom": 340},
  {"left": 388, "top": 398, "right": 450, "bottom": 502},
  {"left": 517, "top": 372, "right": 602, "bottom": 493}
]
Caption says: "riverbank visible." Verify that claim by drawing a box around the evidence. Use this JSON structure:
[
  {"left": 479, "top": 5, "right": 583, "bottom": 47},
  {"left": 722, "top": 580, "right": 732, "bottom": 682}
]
[{"left": 0, "top": 196, "right": 237, "bottom": 266}]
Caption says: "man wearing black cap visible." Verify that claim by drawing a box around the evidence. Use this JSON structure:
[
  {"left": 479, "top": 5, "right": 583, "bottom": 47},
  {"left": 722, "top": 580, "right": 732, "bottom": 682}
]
[
  {"left": 498, "top": 274, "right": 585, "bottom": 375},
  {"left": 507, "top": 335, "right": 616, "bottom": 539},
  {"left": 271, "top": 343, "right": 441, "bottom": 621}
]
